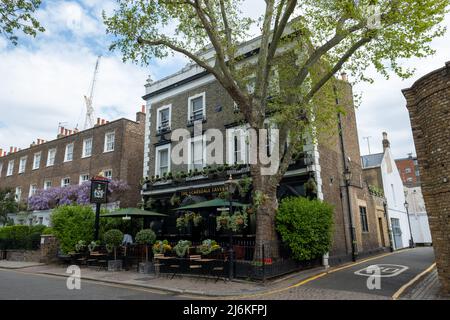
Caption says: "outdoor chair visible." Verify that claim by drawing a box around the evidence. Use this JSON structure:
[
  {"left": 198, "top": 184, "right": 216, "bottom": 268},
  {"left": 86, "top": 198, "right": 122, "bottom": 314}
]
[
  {"left": 188, "top": 255, "right": 202, "bottom": 276},
  {"left": 168, "top": 258, "right": 182, "bottom": 279}
]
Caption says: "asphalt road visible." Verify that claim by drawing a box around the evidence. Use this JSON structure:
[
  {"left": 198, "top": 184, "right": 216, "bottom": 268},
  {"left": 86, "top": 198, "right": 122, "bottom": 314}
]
[
  {"left": 304, "top": 246, "right": 435, "bottom": 298},
  {"left": 0, "top": 269, "right": 187, "bottom": 300}
]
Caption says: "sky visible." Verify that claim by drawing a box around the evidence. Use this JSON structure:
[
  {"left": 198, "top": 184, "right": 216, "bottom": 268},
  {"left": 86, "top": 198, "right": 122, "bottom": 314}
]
[{"left": 0, "top": 0, "right": 449, "bottom": 160}]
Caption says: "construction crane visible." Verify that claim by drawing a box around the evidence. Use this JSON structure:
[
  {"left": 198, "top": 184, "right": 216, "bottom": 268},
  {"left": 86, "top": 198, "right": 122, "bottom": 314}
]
[{"left": 83, "top": 55, "right": 101, "bottom": 129}]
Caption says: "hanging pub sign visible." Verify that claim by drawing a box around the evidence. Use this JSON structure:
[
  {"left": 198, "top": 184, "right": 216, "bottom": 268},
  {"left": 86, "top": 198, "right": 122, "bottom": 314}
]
[{"left": 90, "top": 175, "right": 109, "bottom": 204}]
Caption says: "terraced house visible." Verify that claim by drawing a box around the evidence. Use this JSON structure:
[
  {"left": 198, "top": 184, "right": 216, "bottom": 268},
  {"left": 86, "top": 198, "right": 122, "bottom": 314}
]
[
  {"left": 0, "top": 109, "right": 146, "bottom": 225},
  {"left": 140, "top": 36, "right": 391, "bottom": 265}
]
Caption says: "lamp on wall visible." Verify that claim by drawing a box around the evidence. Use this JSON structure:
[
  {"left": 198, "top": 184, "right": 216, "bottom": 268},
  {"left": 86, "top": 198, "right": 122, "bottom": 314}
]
[{"left": 404, "top": 200, "right": 415, "bottom": 248}]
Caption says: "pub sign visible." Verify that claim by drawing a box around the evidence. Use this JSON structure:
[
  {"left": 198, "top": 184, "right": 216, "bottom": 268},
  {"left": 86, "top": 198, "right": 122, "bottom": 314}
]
[{"left": 90, "top": 176, "right": 109, "bottom": 204}]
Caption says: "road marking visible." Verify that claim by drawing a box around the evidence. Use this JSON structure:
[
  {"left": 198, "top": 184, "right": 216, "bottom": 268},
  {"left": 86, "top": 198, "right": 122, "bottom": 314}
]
[
  {"left": 355, "top": 264, "right": 409, "bottom": 277},
  {"left": 392, "top": 262, "right": 436, "bottom": 300},
  {"left": 227, "top": 250, "right": 412, "bottom": 299},
  {"left": 0, "top": 268, "right": 192, "bottom": 298}
]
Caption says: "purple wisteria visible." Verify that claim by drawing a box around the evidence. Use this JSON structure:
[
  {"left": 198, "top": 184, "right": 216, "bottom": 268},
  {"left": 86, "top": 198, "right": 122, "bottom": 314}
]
[{"left": 28, "top": 180, "right": 130, "bottom": 211}]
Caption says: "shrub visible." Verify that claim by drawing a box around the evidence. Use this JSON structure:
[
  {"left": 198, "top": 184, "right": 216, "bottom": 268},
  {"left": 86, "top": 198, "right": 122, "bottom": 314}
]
[
  {"left": 173, "top": 240, "right": 191, "bottom": 257},
  {"left": 0, "top": 225, "right": 43, "bottom": 250},
  {"left": 135, "top": 229, "right": 156, "bottom": 245},
  {"left": 50, "top": 205, "right": 96, "bottom": 253},
  {"left": 135, "top": 229, "right": 156, "bottom": 262},
  {"left": 42, "top": 227, "right": 54, "bottom": 235},
  {"left": 103, "top": 229, "right": 123, "bottom": 260},
  {"left": 276, "top": 197, "right": 334, "bottom": 261}
]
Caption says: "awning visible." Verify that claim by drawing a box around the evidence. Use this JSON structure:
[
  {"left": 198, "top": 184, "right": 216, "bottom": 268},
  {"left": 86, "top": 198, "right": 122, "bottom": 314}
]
[
  {"left": 100, "top": 208, "right": 168, "bottom": 218},
  {"left": 173, "top": 198, "right": 247, "bottom": 210}
]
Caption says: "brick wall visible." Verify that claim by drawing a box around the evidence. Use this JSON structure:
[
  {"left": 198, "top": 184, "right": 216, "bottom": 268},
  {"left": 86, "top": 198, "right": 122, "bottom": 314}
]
[
  {"left": 319, "top": 81, "right": 388, "bottom": 262},
  {"left": 0, "top": 114, "right": 145, "bottom": 209},
  {"left": 402, "top": 61, "right": 450, "bottom": 294}
]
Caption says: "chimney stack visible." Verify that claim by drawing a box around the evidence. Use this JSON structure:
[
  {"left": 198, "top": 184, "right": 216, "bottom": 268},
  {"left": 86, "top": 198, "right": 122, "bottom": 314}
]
[
  {"left": 9, "top": 146, "right": 13, "bottom": 154},
  {"left": 382, "top": 132, "right": 390, "bottom": 151},
  {"left": 141, "top": 105, "right": 146, "bottom": 113},
  {"left": 14, "top": 147, "right": 18, "bottom": 153}
]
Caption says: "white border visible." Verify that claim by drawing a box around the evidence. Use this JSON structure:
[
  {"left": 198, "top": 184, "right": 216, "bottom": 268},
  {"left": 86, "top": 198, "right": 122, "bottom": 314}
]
[
  {"left": 187, "top": 92, "right": 206, "bottom": 122},
  {"left": 155, "top": 144, "right": 171, "bottom": 177},
  {"left": 156, "top": 104, "right": 172, "bottom": 130}
]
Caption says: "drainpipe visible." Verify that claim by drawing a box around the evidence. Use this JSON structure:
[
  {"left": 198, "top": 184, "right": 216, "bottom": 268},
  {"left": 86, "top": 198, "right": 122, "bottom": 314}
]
[
  {"left": 334, "top": 85, "right": 358, "bottom": 262},
  {"left": 383, "top": 201, "right": 394, "bottom": 252}
]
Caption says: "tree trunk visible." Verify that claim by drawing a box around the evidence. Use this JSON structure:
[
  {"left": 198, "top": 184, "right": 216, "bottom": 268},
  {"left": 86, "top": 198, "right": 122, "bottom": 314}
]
[{"left": 252, "top": 175, "right": 280, "bottom": 261}]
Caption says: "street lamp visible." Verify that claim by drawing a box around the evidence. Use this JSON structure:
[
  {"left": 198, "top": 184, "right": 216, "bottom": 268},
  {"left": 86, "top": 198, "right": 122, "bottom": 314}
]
[
  {"left": 343, "top": 167, "right": 358, "bottom": 261},
  {"left": 224, "top": 175, "right": 238, "bottom": 280},
  {"left": 404, "top": 200, "right": 415, "bottom": 248}
]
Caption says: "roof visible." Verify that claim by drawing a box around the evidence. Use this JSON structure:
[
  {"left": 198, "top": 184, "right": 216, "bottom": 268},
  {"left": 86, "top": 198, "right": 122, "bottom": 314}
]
[{"left": 361, "top": 153, "right": 384, "bottom": 168}]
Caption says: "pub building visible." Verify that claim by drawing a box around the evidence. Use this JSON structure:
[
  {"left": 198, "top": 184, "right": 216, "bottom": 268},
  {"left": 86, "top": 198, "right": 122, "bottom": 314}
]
[{"left": 140, "top": 34, "right": 390, "bottom": 265}]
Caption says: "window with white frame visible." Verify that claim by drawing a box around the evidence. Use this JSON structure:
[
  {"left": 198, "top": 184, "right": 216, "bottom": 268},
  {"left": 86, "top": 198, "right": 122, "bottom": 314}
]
[
  {"left": 227, "top": 127, "right": 249, "bottom": 165},
  {"left": 405, "top": 167, "right": 411, "bottom": 174},
  {"left": 82, "top": 137, "right": 93, "bottom": 158},
  {"left": 188, "top": 136, "right": 205, "bottom": 171},
  {"left": 188, "top": 93, "right": 205, "bottom": 122},
  {"left": 64, "top": 143, "right": 74, "bottom": 162},
  {"left": 157, "top": 105, "right": 171, "bottom": 132},
  {"left": 61, "top": 177, "right": 70, "bottom": 187},
  {"left": 47, "top": 148, "right": 56, "bottom": 166},
  {"left": 7, "top": 160, "right": 14, "bottom": 176},
  {"left": 155, "top": 145, "right": 170, "bottom": 177},
  {"left": 33, "top": 152, "right": 41, "bottom": 170},
  {"left": 104, "top": 132, "right": 115, "bottom": 152},
  {"left": 15, "top": 187, "right": 22, "bottom": 202},
  {"left": 79, "top": 174, "right": 90, "bottom": 184},
  {"left": 44, "top": 180, "right": 52, "bottom": 190},
  {"left": 18, "top": 156, "right": 27, "bottom": 174},
  {"left": 29, "top": 184, "right": 37, "bottom": 198},
  {"left": 103, "top": 169, "right": 112, "bottom": 180}
]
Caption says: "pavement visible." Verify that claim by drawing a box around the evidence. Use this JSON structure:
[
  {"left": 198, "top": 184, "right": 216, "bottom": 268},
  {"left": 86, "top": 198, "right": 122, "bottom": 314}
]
[{"left": 0, "top": 247, "right": 443, "bottom": 300}]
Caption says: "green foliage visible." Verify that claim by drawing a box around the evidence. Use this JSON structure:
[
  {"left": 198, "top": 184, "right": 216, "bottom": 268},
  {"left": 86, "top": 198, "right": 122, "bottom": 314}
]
[
  {"left": 0, "top": 187, "right": 19, "bottom": 225},
  {"left": 135, "top": 229, "right": 156, "bottom": 245},
  {"left": 50, "top": 205, "right": 95, "bottom": 253},
  {"left": 0, "top": 0, "right": 45, "bottom": 45},
  {"left": 368, "top": 185, "right": 384, "bottom": 197},
  {"left": 173, "top": 240, "right": 192, "bottom": 257},
  {"left": 0, "top": 225, "right": 45, "bottom": 250},
  {"left": 152, "top": 240, "right": 172, "bottom": 254},
  {"left": 74, "top": 240, "right": 86, "bottom": 252},
  {"left": 88, "top": 241, "right": 99, "bottom": 252},
  {"left": 216, "top": 212, "right": 231, "bottom": 231},
  {"left": 103, "top": 229, "right": 123, "bottom": 247},
  {"left": 229, "top": 211, "right": 248, "bottom": 232},
  {"left": 276, "top": 197, "right": 334, "bottom": 261},
  {"left": 198, "top": 239, "right": 221, "bottom": 256},
  {"left": 42, "top": 227, "right": 54, "bottom": 235}
]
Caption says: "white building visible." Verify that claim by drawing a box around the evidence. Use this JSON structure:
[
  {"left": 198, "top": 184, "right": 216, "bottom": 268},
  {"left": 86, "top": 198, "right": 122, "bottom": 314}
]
[
  {"left": 404, "top": 186, "right": 432, "bottom": 245},
  {"left": 361, "top": 132, "right": 412, "bottom": 250}
]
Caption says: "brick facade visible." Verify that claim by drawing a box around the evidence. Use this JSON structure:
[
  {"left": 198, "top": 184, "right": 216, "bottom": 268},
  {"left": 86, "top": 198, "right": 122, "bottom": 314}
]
[
  {"left": 395, "top": 156, "right": 421, "bottom": 187},
  {"left": 402, "top": 61, "right": 450, "bottom": 294},
  {"left": 0, "top": 112, "right": 146, "bottom": 209},
  {"left": 319, "top": 82, "right": 389, "bottom": 263},
  {"left": 142, "top": 68, "right": 388, "bottom": 263}
]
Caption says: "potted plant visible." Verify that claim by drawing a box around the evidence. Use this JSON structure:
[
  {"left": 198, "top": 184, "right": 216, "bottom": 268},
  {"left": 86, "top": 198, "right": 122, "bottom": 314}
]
[
  {"left": 173, "top": 240, "right": 192, "bottom": 258},
  {"left": 88, "top": 241, "right": 99, "bottom": 253},
  {"left": 74, "top": 240, "right": 87, "bottom": 253},
  {"left": 216, "top": 212, "right": 231, "bottom": 231},
  {"left": 152, "top": 240, "right": 172, "bottom": 255},
  {"left": 192, "top": 213, "right": 203, "bottom": 227},
  {"left": 104, "top": 229, "right": 123, "bottom": 271},
  {"left": 135, "top": 229, "right": 157, "bottom": 274},
  {"left": 229, "top": 211, "right": 248, "bottom": 232},
  {"left": 176, "top": 216, "right": 186, "bottom": 231},
  {"left": 198, "top": 239, "right": 221, "bottom": 257}
]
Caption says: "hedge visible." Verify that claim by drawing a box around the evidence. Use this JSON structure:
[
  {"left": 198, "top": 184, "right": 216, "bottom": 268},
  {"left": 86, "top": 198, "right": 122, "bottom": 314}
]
[
  {"left": 276, "top": 196, "right": 334, "bottom": 261},
  {"left": 0, "top": 225, "right": 46, "bottom": 250}
]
